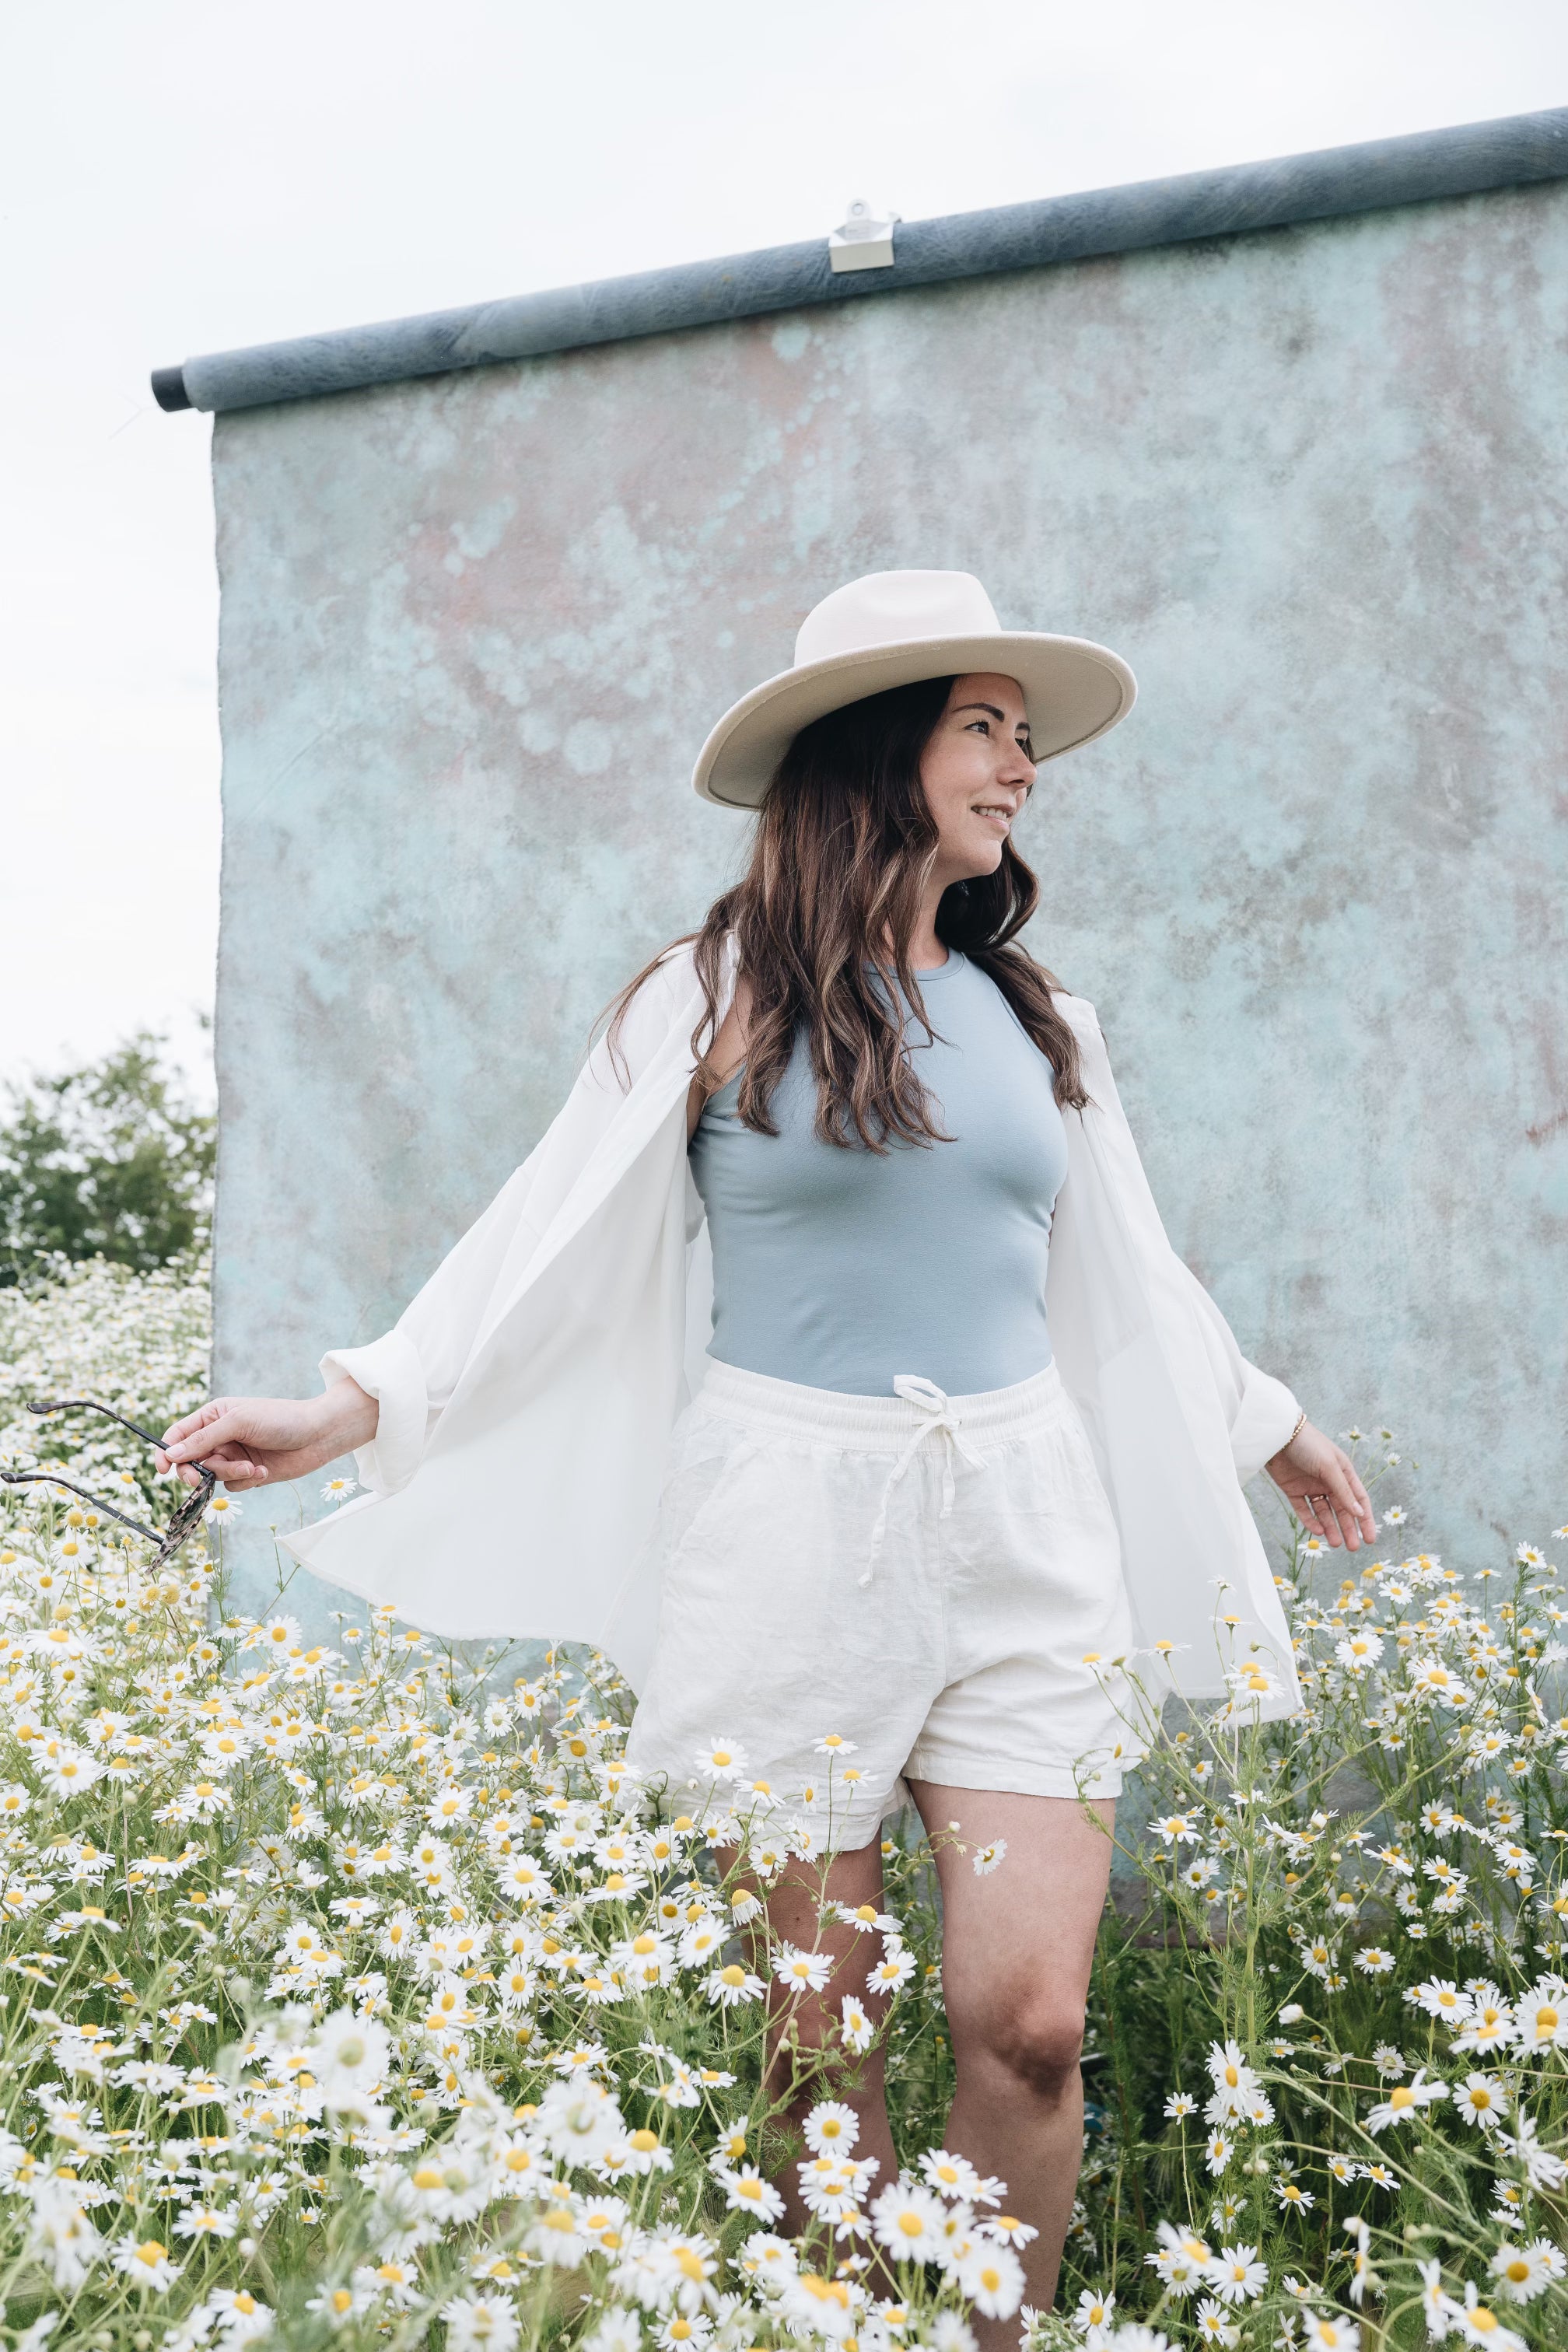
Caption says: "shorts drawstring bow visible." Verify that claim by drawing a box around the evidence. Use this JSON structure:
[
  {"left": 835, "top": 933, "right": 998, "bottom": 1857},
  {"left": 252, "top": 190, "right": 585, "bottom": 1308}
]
[{"left": 862, "top": 1376, "right": 989, "bottom": 1587}]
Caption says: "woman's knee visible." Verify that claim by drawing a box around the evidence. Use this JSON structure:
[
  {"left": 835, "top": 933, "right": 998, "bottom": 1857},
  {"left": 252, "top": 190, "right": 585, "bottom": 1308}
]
[{"left": 948, "top": 1976, "right": 1087, "bottom": 2097}]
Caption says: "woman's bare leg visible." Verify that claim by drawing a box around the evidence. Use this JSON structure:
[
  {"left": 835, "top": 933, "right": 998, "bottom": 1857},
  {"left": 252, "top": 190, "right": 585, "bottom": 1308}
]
[
  {"left": 722, "top": 1839, "right": 897, "bottom": 2235},
  {"left": 907, "top": 1781, "right": 1115, "bottom": 2340}
]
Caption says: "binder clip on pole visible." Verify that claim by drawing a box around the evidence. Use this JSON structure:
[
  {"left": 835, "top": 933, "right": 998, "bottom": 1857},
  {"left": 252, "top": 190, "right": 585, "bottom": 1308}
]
[{"left": 828, "top": 198, "right": 900, "bottom": 273}]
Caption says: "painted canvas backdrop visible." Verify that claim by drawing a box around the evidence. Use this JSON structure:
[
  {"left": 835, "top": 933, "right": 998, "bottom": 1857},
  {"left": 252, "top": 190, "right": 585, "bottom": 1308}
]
[{"left": 209, "top": 179, "right": 1568, "bottom": 1627}]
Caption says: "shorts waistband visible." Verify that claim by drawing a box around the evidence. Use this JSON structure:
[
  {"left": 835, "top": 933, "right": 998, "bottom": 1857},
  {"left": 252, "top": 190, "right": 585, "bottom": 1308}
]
[{"left": 694, "top": 1357, "right": 1071, "bottom": 1451}]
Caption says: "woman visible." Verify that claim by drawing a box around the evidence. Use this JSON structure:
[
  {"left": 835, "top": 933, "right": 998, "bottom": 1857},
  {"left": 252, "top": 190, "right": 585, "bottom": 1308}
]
[{"left": 159, "top": 569, "right": 1374, "bottom": 2319}]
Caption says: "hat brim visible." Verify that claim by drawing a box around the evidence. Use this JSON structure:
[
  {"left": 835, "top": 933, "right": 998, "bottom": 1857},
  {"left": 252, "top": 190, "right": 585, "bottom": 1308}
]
[{"left": 692, "top": 632, "right": 1136, "bottom": 808}]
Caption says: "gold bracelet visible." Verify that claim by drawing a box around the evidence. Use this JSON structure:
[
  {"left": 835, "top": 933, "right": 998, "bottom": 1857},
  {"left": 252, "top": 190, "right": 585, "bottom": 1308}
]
[{"left": 1286, "top": 1407, "right": 1306, "bottom": 1447}]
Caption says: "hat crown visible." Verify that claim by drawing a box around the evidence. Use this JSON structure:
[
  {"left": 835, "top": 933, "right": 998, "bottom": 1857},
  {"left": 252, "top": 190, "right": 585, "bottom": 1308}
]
[{"left": 793, "top": 569, "right": 1003, "bottom": 671}]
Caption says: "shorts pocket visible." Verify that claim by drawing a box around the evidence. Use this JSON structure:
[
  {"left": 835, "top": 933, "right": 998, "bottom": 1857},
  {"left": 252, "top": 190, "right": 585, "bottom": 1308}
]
[
  {"left": 660, "top": 1430, "right": 764, "bottom": 1564},
  {"left": 1059, "top": 1405, "right": 1114, "bottom": 1498},
  {"left": 1019, "top": 1406, "right": 1108, "bottom": 1517}
]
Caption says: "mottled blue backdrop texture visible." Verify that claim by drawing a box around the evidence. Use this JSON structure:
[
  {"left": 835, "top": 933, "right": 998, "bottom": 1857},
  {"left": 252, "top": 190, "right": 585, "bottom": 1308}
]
[{"left": 208, "top": 180, "right": 1568, "bottom": 1630}]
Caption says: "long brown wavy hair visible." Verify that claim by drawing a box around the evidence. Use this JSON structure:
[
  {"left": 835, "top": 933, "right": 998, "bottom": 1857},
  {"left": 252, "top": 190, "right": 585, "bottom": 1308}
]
[{"left": 611, "top": 674, "right": 1088, "bottom": 1148}]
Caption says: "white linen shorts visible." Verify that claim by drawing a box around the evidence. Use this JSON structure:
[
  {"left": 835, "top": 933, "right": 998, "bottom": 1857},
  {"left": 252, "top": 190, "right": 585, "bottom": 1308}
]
[{"left": 625, "top": 1357, "right": 1135, "bottom": 1850}]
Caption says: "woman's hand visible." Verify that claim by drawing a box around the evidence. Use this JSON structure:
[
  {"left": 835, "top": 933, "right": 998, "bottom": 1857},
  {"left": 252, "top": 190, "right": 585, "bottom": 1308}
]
[
  {"left": 156, "top": 1381, "right": 379, "bottom": 1493},
  {"left": 1265, "top": 1418, "right": 1377, "bottom": 1551}
]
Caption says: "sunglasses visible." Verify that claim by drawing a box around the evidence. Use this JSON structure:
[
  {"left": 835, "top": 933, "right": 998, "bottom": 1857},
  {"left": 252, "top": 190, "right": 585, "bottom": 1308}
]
[{"left": 1, "top": 1398, "right": 218, "bottom": 1569}]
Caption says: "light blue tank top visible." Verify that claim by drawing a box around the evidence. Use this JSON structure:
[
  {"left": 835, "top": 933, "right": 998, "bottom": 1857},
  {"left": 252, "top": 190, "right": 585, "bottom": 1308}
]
[{"left": 688, "top": 952, "right": 1069, "bottom": 1397}]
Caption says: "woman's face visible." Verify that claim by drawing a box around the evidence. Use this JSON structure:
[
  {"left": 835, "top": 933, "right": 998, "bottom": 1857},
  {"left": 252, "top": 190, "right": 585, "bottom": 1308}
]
[{"left": 919, "top": 671, "right": 1037, "bottom": 887}]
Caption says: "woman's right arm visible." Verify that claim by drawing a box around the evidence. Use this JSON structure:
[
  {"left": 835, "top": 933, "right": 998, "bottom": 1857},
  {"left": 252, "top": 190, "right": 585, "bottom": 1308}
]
[{"left": 157, "top": 1379, "right": 378, "bottom": 1492}]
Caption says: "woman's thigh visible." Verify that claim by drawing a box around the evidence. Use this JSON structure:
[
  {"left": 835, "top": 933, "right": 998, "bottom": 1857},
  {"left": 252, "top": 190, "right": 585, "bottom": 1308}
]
[{"left": 906, "top": 1780, "right": 1114, "bottom": 2046}]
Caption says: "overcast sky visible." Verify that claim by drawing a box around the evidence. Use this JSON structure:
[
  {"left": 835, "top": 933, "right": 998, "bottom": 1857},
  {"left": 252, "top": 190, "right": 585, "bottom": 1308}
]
[{"left": 4, "top": 0, "right": 1567, "bottom": 1096}]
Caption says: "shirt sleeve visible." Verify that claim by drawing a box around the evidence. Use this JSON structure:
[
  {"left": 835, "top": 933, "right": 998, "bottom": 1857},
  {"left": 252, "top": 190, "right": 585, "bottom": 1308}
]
[
  {"left": 320, "top": 944, "right": 708, "bottom": 1498},
  {"left": 320, "top": 1156, "right": 544, "bottom": 1496},
  {"left": 1070, "top": 993, "right": 1302, "bottom": 1486},
  {"left": 1168, "top": 1255, "right": 1303, "bottom": 1482}
]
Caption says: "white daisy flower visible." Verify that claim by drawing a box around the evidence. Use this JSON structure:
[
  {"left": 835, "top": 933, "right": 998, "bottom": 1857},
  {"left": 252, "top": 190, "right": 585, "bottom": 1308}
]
[
  {"left": 1451, "top": 2072, "right": 1508, "bottom": 2129},
  {"left": 1488, "top": 2237, "right": 1566, "bottom": 2303}
]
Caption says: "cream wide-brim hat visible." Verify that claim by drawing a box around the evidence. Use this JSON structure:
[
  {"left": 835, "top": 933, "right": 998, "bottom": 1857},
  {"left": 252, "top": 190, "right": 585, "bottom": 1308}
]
[{"left": 692, "top": 568, "right": 1136, "bottom": 808}]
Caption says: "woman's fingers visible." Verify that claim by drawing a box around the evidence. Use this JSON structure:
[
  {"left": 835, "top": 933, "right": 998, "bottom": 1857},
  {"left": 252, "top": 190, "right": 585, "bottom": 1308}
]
[
  {"left": 158, "top": 1405, "right": 216, "bottom": 1461},
  {"left": 1297, "top": 1454, "right": 1377, "bottom": 1552},
  {"left": 157, "top": 1402, "right": 235, "bottom": 1468},
  {"left": 162, "top": 1409, "right": 246, "bottom": 1465},
  {"left": 202, "top": 1450, "right": 269, "bottom": 1489},
  {"left": 1346, "top": 1460, "right": 1377, "bottom": 1537},
  {"left": 1325, "top": 1450, "right": 1377, "bottom": 1548},
  {"left": 1314, "top": 1489, "right": 1358, "bottom": 1549},
  {"left": 157, "top": 1406, "right": 263, "bottom": 1486}
]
